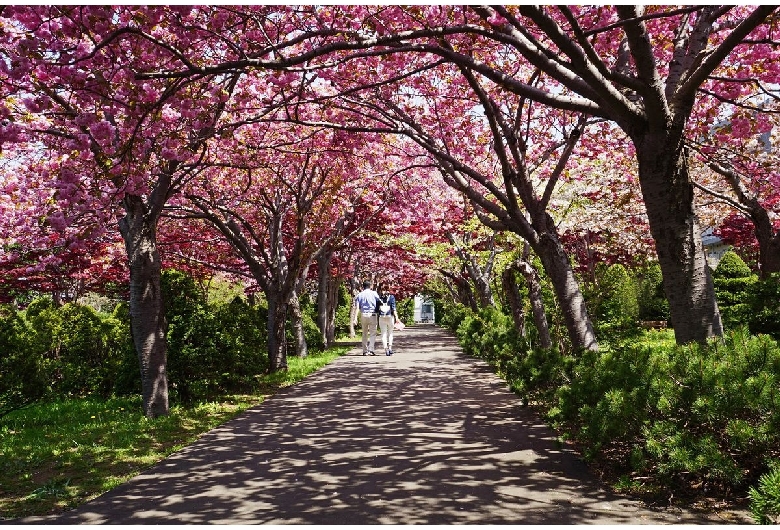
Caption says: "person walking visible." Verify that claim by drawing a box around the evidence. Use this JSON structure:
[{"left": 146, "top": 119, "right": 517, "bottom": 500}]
[
  {"left": 355, "top": 279, "right": 381, "bottom": 356},
  {"left": 377, "top": 283, "right": 400, "bottom": 356}
]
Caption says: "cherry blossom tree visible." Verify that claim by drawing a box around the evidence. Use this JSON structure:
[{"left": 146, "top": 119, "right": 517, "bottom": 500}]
[
  {"left": 688, "top": 93, "right": 780, "bottom": 276},
  {"left": 4, "top": 6, "right": 778, "bottom": 385},
  {"left": 167, "top": 118, "right": 413, "bottom": 370},
  {"left": 0, "top": 144, "right": 127, "bottom": 303},
  {"left": 0, "top": 5, "right": 365, "bottom": 414},
  {"left": 135, "top": 5, "right": 780, "bottom": 344},
  {"left": 391, "top": 5, "right": 776, "bottom": 344},
  {"left": 322, "top": 84, "right": 600, "bottom": 351},
  {"left": 1, "top": 6, "right": 238, "bottom": 416}
]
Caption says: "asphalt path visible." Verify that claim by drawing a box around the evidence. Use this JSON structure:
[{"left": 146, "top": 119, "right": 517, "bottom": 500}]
[{"left": 11, "top": 324, "right": 752, "bottom": 524}]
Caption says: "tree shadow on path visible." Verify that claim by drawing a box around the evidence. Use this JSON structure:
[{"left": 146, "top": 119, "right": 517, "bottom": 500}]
[{"left": 11, "top": 325, "right": 751, "bottom": 524}]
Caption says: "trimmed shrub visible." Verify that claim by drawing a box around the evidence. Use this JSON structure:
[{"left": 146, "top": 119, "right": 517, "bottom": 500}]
[
  {"left": 636, "top": 261, "right": 669, "bottom": 322},
  {"left": 0, "top": 305, "right": 47, "bottom": 417},
  {"left": 26, "top": 301, "right": 125, "bottom": 397},
  {"left": 53, "top": 303, "right": 118, "bottom": 396},
  {"left": 596, "top": 263, "right": 640, "bottom": 332},
  {"left": 162, "top": 270, "right": 269, "bottom": 403},
  {"left": 9, "top": 298, "right": 135, "bottom": 401},
  {"left": 713, "top": 250, "right": 757, "bottom": 331}
]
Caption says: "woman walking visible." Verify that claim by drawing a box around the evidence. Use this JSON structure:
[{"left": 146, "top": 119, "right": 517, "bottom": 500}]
[{"left": 377, "top": 283, "right": 400, "bottom": 356}]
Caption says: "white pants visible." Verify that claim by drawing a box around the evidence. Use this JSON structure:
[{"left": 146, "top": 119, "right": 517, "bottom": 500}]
[
  {"left": 379, "top": 315, "right": 394, "bottom": 352},
  {"left": 360, "top": 313, "right": 378, "bottom": 353}
]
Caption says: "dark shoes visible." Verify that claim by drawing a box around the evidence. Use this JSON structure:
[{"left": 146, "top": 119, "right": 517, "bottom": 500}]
[{"left": 386, "top": 350, "right": 393, "bottom": 356}]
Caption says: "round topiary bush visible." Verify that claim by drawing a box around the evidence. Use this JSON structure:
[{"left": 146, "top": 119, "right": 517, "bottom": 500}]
[{"left": 713, "top": 250, "right": 757, "bottom": 331}]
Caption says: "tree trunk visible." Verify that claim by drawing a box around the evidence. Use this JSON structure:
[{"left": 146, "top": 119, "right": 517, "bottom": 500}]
[
  {"left": 516, "top": 259, "right": 553, "bottom": 350},
  {"left": 324, "top": 275, "right": 339, "bottom": 345},
  {"left": 316, "top": 252, "right": 339, "bottom": 346},
  {"left": 637, "top": 140, "right": 722, "bottom": 343},
  {"left": 266, "top": 294, "right": 288, "bottom": 372},
  {"left": 118, "top": 194, "right": 169, "bottom": 419},
  {"left": 289, "top": 290, "right": 308, "bottom": 358},
  {"left": 473, "top": 273, "right": 494, "bottom": 308},
  {"left": 348, "top": 275, "right": 360, "bottom": 338},
  {"left": 533, "top": 214, "right": 597, "bottom": 352},
  {"left": 456, "top": 274, "right": 478, "bottom": 311},
  {"left": 758, "top": 234, "right": 780, "bottom": 277},
  {"left": 501, "top": 265, "right": 526, "bottom": 337},
  {"left": 744, "top": 200, "right": 780, "bottom": 277},
  {"left": 316, "top": 253, "right": 330, "bottom": 345}
]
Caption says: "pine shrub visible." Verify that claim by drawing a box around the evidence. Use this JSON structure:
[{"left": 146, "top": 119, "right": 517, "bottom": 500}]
[
  {"left": 549, "top": 328, "right": 780, "bottom": 493},
  {"left": 749, "top": 462, "right": 780, "bottom": 524},
  {"left": 449, "top": 302, "right": 564, "bottom": 406}
]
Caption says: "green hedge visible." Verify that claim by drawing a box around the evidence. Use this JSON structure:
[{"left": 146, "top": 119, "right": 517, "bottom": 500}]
[
  {"left": 162, "top": 270, "right": 268, "bottom": 403},
  {"left": 442, "top": 300, "right": 780, "bottom": 510},
  {"left": 2, "top": 270, "right": 337, "bottom": 411},
  {"left": 0, "top": 305, "right": 47, "bottom": 417}
]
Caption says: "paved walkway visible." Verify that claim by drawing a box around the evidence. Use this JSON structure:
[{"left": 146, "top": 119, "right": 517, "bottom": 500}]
[{"left": 13, "top": 325, "right": 751, "bottom": 524}]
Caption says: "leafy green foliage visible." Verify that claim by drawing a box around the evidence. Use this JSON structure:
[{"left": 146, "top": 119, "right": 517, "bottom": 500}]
[
  {"left": 334, "top": 282, "right": 354, "bottom": 337},
  {"left": 19, "top": 300, "right": 133, "bottom": 400},
  {"left": 636, "top": 261, "right": 669, "bottom": 322},
  {"left": 3, "top": 269, "right": 338, "bottom": 408},
  {"left": 713, "top": 251, "right": 757, "bottom": 331},
  {"left": 107, "top": 303, "right": 142, "bottom": 396},
  {"left": 397, "top": 296, "right": 414, "bottom": 324},
  {"left": 0, "top": 305, "right": 46, "bottom": 417},
  {"left": 436, "top": 299, "right": 470, "bottom": 331},
  {"left": 748, "top": 272, "right": 780, "bottom": 340},
  {"left": 161, "top": 270, "right": 269, "bottom": 404},
  {"left": 593, "top": 263, "right": 640, "bottom": 333}
]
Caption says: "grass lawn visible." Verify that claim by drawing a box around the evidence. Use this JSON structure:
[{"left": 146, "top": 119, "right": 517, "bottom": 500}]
[{"left": 0, "top": 346, "right": 350, "bottom": 520}]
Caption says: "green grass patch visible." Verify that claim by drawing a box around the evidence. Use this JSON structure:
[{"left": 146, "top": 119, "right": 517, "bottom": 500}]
[{"left": 0, "top": 346, "right": 348, "bottom": 520}]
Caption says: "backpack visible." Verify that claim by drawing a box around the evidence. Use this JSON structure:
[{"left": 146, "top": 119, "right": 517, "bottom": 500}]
[{"left": 379, "top": 295, "right": 392, "bottom": 316}]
